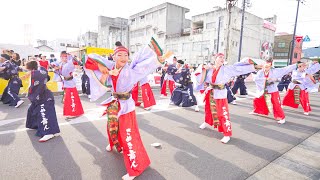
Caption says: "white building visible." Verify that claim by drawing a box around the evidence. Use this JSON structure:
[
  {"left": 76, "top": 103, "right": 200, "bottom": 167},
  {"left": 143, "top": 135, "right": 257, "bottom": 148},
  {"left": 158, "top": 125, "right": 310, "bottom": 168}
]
[
  {"left": 128, "top": 3, "right": 276, "bottom": 66},
  {"left": 97, "top": 16, "right": 129, "bottom": 49},
  {"left": 165, "top": 6, "right": 276, "bottom": 65},
  {"left": 47, "top": 38, "right": 79, "bottom": 53},
  {"left": 128, "top": 2, "right": 190, "bottom": 55},
  {"left": 78, "top": 31, "right": 98, "bottom": 47}
]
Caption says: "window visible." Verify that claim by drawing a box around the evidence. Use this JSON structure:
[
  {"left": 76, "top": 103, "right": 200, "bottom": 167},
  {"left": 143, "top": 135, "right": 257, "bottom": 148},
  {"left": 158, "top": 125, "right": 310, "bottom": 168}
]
[
  {"left": 213, "top": 39, "right": 217, "bottom": 51},
  {"left": 274, "top": 52, "right": 289, "bottom": 57},
  {"left": 153, "top": 11, "right": 158, "bottom": 19},
  {"left": 278, "top": 42, "right": 285, "bottom": 48},
  {"left": 221, "top": 41, "right": 224, "bottom": 47},
  {"left": 294, "top": 53, "right": 298, "bottom": 59},
  {"left": 206, "top": 22, "right": 215, "bottom": 29},
  {"left": 131, "top": 18, "right": 136, "bottom": 25},
  {"left": 146, "top": 13, "right": 152, "bottom": 20},
  {"left": 182, "top": 43, "right": 192, "bottom": 52},
  {"left": 158, "top": 33, "right": 164, "bottom": 38},
  {"left": 193, "top": 42, "right": 202, "bottom": 51},
  {"left": 218, "top": 16, "right": 224, "bottom": 28},
  {"left": 67, "top": 44, "right": 71, "bottom": 47},
  {"left": 201, "top": 41, "right": 210, "bottom": 52},
  {"left": 60, "top": 43, "right": 65, "bottom": 46},
  {"left": 140, "top": 15, "right": 145, "bottom": 23}
]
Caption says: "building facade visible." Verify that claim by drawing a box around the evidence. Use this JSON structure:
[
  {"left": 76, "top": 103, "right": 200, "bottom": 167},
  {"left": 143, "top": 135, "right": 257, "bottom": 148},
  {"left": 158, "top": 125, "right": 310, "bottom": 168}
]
[
  {"left": 128, "top": 2, "right": 190, "bottom": 55},
  {"left": 79, "top": 31, "right": 98, "bottom": 47},
  {"left": 273, "top": 34, "right": 303, "bottom": 67},
  {"left": 47, "top": 38, "right": 79, "bottom": 53},
  {"left": 165, "top": 6, "right": 276, "bottom": 66},
  {"left": 97, "top": 16, "right": 129, "bottom": 49}
]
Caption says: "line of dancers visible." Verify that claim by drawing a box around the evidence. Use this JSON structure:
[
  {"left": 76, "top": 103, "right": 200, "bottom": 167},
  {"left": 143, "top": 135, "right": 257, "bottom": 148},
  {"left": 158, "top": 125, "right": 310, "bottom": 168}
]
[{"left": 1, "top": 37, "right": 320, "bottom": 180}]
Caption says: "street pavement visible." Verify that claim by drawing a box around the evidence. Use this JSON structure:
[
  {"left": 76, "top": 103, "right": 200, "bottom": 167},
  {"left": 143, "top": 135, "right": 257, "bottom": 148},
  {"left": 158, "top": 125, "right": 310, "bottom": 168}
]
[{"left": 0, "top": 83, "right": 319, "bottom": 180}]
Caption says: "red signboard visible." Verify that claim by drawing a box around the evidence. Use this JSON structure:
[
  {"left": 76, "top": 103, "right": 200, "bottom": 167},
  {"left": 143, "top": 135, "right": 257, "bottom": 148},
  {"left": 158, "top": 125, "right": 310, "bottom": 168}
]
[
  {"left": 263, "top": 20, "right": 276, "bottom": 31},
  {"left": 295, "top": 36, "right": 303, "bottom": 43}
]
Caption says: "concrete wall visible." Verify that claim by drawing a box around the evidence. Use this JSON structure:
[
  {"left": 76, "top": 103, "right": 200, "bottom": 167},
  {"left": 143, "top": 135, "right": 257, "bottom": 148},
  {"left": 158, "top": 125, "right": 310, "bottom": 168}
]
[
  {"left": 166, "top": 4, "right": 186, "bottom": 35},
  {"left": 98, "top": 16, "right": 129, "bottom": 48}
]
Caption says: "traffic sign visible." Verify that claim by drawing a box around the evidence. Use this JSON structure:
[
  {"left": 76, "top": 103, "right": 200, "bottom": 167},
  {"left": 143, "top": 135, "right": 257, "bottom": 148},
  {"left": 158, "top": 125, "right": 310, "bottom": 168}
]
[
  {"left": 295, "top": 36, "right": 303, "bottom": 43},
  {"left": 303, "top": 35, "right": 311, "bottom": 42}
]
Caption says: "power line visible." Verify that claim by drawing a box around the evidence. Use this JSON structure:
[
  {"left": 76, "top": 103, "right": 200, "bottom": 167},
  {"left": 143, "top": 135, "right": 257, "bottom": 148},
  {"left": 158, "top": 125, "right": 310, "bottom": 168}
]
[{"left": 244, "top": 19, "right": 320, "bottom": 26}]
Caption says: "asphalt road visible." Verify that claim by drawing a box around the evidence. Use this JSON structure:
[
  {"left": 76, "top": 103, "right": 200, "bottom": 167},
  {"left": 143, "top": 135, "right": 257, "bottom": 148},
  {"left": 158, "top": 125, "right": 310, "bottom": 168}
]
[{"left": 0, "top": 84, "right": 319, "bottom": 180}]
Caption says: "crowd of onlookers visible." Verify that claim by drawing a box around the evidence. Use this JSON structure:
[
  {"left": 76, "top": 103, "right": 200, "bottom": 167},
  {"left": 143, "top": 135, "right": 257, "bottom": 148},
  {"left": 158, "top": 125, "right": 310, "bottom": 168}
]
[
  {"left": 1, "top": 49, "right": 24, "bottom": 67},
  {"left": 1, "top": 48, "right": 59, "bottom": 71}
]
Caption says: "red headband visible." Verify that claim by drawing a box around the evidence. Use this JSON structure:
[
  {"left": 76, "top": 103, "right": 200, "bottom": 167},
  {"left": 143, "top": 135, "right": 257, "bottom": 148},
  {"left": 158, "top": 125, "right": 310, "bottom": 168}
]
[
  {"left": 215, "top": 53, "right": 224, "bottom": 57},
  {"left": 113, "top": 46, "right": 129, "bottom": 55}
]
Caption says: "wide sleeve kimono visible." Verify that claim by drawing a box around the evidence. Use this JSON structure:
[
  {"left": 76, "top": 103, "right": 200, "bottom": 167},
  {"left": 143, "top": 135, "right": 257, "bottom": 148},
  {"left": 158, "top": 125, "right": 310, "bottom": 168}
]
[
  {"left": 288, "top": 63, "right": 319, "bottom": 90},
  {"left": 254, "top": 64, "right": 297, "bottom": 96},
  {"left": 197, "top": 59, "right": 256, "bottom": 99},
  {"left": 85, "top": 45, "right": 160, "bottom": 116},
  {"left": 59, "top": 58, "right": 77, "bottom": 88}
]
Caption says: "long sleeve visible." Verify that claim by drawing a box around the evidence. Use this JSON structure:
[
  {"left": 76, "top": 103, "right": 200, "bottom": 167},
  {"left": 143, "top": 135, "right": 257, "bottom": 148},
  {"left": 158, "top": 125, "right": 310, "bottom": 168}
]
[
  {"left": 83, "top": 54, "right": 114, "bottom": 101},
  {"left": 124, "top": 45, "right": 160, "bottom": 88},
  {"left": 306, "top": 63, "right": 320, "bottom": 75},
  {"left": 271, "top": 64, "right": 297, "bottom": 79},
  {"left": 223, "top": 63, "right": 255, "bottom": 81},
  {"left": 253, "top": 70, "right": 266, "bottom": 96}
]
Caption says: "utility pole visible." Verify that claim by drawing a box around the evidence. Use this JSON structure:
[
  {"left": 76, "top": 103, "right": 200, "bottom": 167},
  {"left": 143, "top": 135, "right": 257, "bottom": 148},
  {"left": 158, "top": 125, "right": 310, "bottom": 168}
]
[
  {"left": 120, "top": 19, "right": 123, "bottom": 42},
  {"left": 289, "top": 0, "right": 304, "bottom": 65},
  {"left": 238, "top": 0, "right": 246, "bottom": 62},
  {"left": 217, "top": 16, "right": 222, "bottom": 53},
  {"left": 225, "top": 0, "right": 237, "bottom": 62}
]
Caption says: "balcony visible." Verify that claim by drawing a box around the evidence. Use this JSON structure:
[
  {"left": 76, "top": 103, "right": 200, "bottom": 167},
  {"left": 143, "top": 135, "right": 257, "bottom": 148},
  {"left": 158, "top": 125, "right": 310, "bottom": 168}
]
[{"left": 193, "top": 28, "right": 203, "bottom": 34}]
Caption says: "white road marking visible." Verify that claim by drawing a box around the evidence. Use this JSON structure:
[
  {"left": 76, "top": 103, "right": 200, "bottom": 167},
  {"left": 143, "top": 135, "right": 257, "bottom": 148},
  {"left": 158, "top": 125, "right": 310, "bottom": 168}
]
[{"left": 0, "top": 106, "right": 181, "bottom": 135}]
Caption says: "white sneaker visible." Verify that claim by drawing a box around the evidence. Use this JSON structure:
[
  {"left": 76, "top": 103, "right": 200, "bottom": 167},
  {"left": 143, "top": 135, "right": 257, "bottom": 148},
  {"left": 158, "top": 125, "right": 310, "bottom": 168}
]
[
  {"left": 39, "top": 134, "right": 55, "bottom": 142},
  {"left": 249, "top": 111, "right": 258, "bottom": 115},
  {"left": 144, "top": 107, "right": 151, "bottom": 111},
  {"left": 277, "top": 119, "right": 286, "bottom": 124},
  {"left": 220, "top": 136, "right": 231, "bottom": 144},
  {"left": 106, "top": 144, "right": 112, "bottom": 152},
  {"left": 303, "top": 112, "right": 309, "bottom": 116},
  {"left": 15, "top": 100, "right": 24, "bottom": 108},
  {"left": 194, "top": 105, "right": 200, "bottom": 112},
  {"left": 231, "top": 100, "right": 237, "bottom": 105},
  {"left": 122, "top": 173, "right": 136, "bottom": 180},
  {"left": 88, "top": 95, "right": 91, "bottom": 99},
  {"left": 169, "top": 101, "right": 174, "bottom": 105},
  {"left": 199, "top": 122, "right": 207, "bottom": 129}
]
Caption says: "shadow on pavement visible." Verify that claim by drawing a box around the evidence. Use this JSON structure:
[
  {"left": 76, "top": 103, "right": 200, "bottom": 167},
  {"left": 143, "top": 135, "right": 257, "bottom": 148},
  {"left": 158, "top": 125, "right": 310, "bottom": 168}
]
[
  {"left": 138, "top": 118, "right": 250, "bottom": 180},
  {"left": 27, "top": 131, "right": 83, "bottom": 180}
]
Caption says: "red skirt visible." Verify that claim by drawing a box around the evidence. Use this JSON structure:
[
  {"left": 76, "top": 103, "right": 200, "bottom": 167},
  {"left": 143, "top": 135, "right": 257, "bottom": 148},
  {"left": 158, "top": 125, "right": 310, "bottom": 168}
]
[
  {"left": 141, "top": 83, "right": 156, "bottom": 108},
  {"left": 131, "top": 84, "right": 142, "bottom": 106},
  {"left": 107, "top": 111, "right": 150, "bottom": 176},
  {"left": 282, "top": 89, "right": 311, "bottom": 112},
  {"left": 63, "top": 87, "right": 84, "bottom": 116},
  {"left": 253, "top": 91, "right": 285, "bottom": 120},
  {"left": 160, "top": 80, "right": 175, "bottom": 96},
  {"left": 204, "top": 93, "right": 232, "bottom": 136},
  {"left": 132, "top": 83, "right": 156, "bottom": 108}
]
